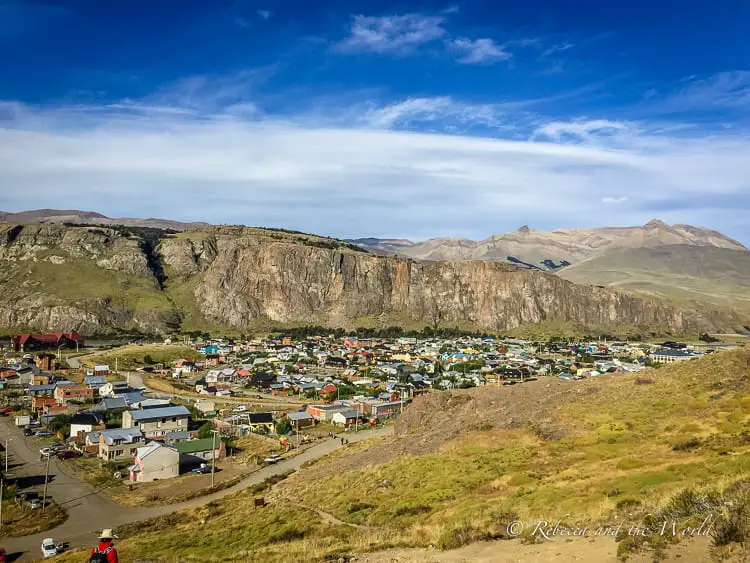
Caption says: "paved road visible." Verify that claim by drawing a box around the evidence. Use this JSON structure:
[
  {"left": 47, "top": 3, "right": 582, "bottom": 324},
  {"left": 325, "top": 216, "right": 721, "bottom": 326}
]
[{"left": 0, "top": 418, "right": 391, "bottom": 560}]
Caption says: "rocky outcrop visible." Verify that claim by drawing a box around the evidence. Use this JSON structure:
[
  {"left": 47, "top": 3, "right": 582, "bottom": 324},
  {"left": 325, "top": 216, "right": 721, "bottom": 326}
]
[
  {"left": 163, "top": 229, "right": 720, "bottom": 332},
  {"left": 0, "top": 223, "right": 740, "bottom": 334}
]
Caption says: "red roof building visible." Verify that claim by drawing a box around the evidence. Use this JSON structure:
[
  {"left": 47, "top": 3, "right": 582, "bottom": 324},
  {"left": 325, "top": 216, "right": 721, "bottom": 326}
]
[{"left": 11, "top": 332, "right": 84, "bottom": 352}]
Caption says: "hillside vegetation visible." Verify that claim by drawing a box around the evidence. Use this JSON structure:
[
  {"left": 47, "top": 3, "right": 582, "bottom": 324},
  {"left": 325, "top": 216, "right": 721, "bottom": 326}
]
[
  {"left": 56, "top": 349, "right": 750, "bottom": 562},
  {"left": 559, "top": 245, "right": 750, "bottom": 315}
]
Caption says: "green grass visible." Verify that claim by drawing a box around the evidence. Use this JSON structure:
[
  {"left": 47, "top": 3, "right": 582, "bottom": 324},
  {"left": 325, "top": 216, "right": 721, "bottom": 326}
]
[{"left": 81, "top": 344, "right": 202, "bottom": 370}]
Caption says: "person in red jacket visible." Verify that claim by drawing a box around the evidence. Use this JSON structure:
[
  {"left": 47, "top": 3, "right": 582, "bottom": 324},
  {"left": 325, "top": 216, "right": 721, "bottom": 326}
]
[{"left": 90, "top": 529, "right": 119, "bottom": 563}]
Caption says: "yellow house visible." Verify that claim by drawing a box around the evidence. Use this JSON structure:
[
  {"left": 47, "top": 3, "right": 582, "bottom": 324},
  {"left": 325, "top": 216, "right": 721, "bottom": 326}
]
[{"left": 391, "top": 353, "right": 413, "bottom": 362}]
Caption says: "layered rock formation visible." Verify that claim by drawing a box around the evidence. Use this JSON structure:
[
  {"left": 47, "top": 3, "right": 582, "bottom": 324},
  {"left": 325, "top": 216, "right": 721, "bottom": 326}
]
[{"left": 0, "top": 222, "right": 741, "bottom": 334}]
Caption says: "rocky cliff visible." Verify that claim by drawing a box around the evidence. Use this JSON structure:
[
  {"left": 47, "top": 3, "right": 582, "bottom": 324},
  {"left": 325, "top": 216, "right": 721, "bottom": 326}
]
[{"left": 0, "top": 222, "right": 740, "bottom": 335}]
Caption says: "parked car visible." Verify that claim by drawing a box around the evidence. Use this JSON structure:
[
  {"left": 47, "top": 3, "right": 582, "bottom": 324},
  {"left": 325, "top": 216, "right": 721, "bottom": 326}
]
[
  {"left": 35, "top": 431, "right": 52, "bottom": 437},
  {"left": 56, "top": 450, "right": 80, "bottom": 460},
  {"left": 0, "top": 546, "right": 6, "bottom": 562},
  {"left": 39, "top": 447, "right": 52, "bottom": 457},
  {"left": 263, "top": 455, "right": 284, "bottom": 464},
  {"left": 28, "top": 498, "right": 44, "bottom": 509},
  {"left": 41, "top": 538, "right": 57, "bottom": 558},
  {"left": 191, "top": 463, "right": 211, "bottom": 474},
  {"left": 233, "top": 405, "right": 247, "bottom": 412},
  {"left": 23, "top": 428, "right": 35, "bottom": 436}
]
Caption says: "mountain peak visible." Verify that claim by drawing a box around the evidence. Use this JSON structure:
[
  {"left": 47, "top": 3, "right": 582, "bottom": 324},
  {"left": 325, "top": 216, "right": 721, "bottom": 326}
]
[{"left": 644, "top": 219, "right": 668, "bottom": 229}]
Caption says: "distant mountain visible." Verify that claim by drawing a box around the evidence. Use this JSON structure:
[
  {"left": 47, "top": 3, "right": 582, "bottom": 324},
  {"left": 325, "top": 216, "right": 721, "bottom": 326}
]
[
  {"left": 558, "top": 244, "right": 750, "bottom": 314},
  {"left": 351, "top": 220, "right": 747, "bottom": 270},
  {"left": 346, "top": 238, "right": 416, "bottom": 255},
  {"left": 0, "top": 209, "right": 209, "bottom": 232}
]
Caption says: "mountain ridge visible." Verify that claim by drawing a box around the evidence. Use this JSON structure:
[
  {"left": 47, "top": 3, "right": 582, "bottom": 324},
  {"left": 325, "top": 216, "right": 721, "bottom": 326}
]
[
  {"left": 1, "top": 221, "right": 741, "bottom": 336},
  {"left": 351, "top": 220, "right": 747, "bottom": 269}
]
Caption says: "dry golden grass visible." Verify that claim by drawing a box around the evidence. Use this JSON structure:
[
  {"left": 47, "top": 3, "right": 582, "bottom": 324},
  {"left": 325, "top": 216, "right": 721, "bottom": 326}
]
[
  {"left": 0, "top": 499, "right": 67, "bottom": 538},
  {"left": 51, "top": 350, "right": 750, "bottom": 562}
]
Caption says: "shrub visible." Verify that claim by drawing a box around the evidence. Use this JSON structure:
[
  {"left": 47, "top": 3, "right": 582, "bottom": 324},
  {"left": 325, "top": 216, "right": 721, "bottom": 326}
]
[
  {"left": 393, "top": 503, "right": 432, "bottom": 517},
  {"left": 346, "top": 502, "right": 375, "bottom": 514},
  {"left": 672, "top": 437, "right": 700, "bottom": 451}
]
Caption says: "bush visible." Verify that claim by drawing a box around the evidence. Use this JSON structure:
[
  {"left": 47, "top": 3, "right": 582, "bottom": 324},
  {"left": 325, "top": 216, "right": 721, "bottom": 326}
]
[
  {"left": 275, "top": 418, "right": 292, "bottom": 435},
  {"left": 393, "top": 503, "right": 432, "bottom": 517},
  {"left": 197, "top": 422, "right": 214, "bottom": 439},
  {"left": 672, "top": 437, "right": 700, "bottom": 451},
  {"left": 346, "top": 502, "right": 375, "bottom": 514}
]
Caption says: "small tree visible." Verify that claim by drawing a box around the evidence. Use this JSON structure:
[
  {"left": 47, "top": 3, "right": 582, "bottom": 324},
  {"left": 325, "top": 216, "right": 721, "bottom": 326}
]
[
  {"left": 143, "top": 354, "right": 155, "bottom": 365},
  {"left": 275, "top": 418, "right": 292, "bottom": 435},
  {"left": 197, "top": 422, "right": 214, "bottom": 439}
]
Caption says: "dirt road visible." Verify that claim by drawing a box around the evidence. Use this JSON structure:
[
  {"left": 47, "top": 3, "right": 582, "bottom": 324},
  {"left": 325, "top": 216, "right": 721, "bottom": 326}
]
[
  {"left": 126, "top": 370, "right": 307, "bottom": 408},
  {"left": 0, "top": 418, "right": 391, "bottom": 560}
]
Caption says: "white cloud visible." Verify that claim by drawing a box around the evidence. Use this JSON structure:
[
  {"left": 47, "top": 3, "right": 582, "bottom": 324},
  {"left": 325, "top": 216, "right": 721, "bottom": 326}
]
[
  {"left": 1, "top": 99, "right": 749, "bottom": 241},
  {"left": 542, "top": 42, "right": 574, "bottom": 57},
  {"left": 362, "top": 96, "right": 510, "bottom": 130},
  {"left": 651, "top": 71, "right": 750, "bottom": 114},
  {"left": 533, "top": 119, "right": 633, "bottom": 143},
  {"left": 257, "top": 9, "right": 271, "bottom": 20},
  {"left": 450, "top": 37, "right": 511, "bottom": 64},
  {"left": 602, "top": 196, "right": 629, "bottom": 204},
  {"left": 334, "top": 14, "right": 446, "bottom": 54}
]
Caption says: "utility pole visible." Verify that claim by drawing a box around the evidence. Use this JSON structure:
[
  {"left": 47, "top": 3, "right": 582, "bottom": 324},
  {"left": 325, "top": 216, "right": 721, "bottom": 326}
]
[
  {"left": 4, "top": 438, "right": 11, "bottom": 472},
  {"left": 210, "top": 430, "right": 219, "bottom": 488},
  {"left": 1, "top": 476, "right": 4, "bottom": 527},
  {"left": 42, "top": 453, "right": 51, "bottom": 509}
]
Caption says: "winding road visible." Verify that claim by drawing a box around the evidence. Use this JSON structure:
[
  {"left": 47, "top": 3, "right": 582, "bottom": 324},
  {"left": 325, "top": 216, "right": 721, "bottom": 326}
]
[{"left": 0, "top": 418, "right": 391, "bottom": 560}]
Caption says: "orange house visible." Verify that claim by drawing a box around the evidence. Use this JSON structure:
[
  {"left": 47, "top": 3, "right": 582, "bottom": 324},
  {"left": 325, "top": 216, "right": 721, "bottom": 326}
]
[
  {"left": 32, "top": 396, "right": 57, "bottom": 411},
  {"left": 54, "top": 384, "right": 93, "bottom": 405}
]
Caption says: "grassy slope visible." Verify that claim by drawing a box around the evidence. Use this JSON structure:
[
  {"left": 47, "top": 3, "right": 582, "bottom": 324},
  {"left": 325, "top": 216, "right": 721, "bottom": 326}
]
[
  {"left": 80, "top": 344, "right": 202, "bottom": 370},
  {"left": 558, "top": 245, "right": 750, "bottom": 314},
  {"left": 55, "top": 349, "right": 750, "bottom": 562}
]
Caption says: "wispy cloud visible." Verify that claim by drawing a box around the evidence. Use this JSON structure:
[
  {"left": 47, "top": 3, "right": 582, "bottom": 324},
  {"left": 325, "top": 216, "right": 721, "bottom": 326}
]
[
  {"left": 602, "top": 196, "right": 629, "bottom": 204},
  {"left": 141, "top": 68, "right": 275, "bottom": 113},
  {"left": 257, "top": 9, "right": 271, "bottom": 20},
  {"left": 450, "top": 37, "right": 511, "bottom": 64},
  {"left": 334, "top": 14, "right": 446, "bottom": 55},
  {"left": 542, "top": 42, "right": 574, "bottom": 57},
  {"left": 654, "top": 71, "right": 750, "bottom": 113},
  {"left": 2, "top": 89, "right": 750, "bottom": 240},
  {"left": 362, "top": 96, "right": 511, "bottom": 131},
  {"left": 532, "top": 119, "right": 632, "bottom": 143}
]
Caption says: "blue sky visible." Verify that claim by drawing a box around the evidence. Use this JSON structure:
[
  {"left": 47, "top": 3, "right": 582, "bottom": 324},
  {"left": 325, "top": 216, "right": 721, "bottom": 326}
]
[{"left": 1, "top": 0, "right": 749, "bottom": 242}]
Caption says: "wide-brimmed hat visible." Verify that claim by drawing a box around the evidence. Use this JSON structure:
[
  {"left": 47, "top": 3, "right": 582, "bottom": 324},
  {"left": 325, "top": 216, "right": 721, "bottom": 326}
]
[{"left": 99, "top": 529, "right": 118, "bottom": 540}]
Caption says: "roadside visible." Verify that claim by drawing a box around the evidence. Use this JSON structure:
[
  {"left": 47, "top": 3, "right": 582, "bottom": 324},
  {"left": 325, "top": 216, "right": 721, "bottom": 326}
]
[{"left": 0, "top": 422, "right": 392, "bottom": 560}]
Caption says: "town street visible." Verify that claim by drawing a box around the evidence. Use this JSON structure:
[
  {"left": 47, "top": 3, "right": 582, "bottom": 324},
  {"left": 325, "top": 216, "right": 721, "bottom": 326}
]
[{"left": 0, "top": 418, "right": 392, "bottom": 560}]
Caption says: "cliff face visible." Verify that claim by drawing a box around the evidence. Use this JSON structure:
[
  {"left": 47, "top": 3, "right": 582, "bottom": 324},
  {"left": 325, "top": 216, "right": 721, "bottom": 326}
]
[
  {"left": 160, "top": 228, "right": 710, "bottom": 333},
  {"left": 0, "top": 223, "right": 736, "bottom": 335}
]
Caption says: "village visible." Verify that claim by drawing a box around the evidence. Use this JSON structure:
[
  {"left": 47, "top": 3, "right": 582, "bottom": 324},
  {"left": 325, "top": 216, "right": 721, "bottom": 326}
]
[{"left": 0, "top": 329, "right": 736, "bottom": 528}]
